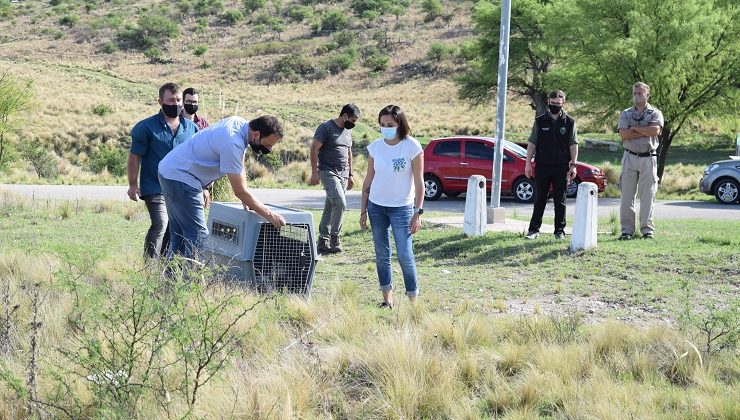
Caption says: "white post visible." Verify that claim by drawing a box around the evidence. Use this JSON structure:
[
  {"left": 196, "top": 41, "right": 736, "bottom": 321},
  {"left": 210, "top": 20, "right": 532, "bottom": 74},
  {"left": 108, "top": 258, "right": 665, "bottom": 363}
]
[
  {"left": 464, "top": 175, "right": 488, "bottom": 236},
  {"left": 570, "top": 182, "right": 598, "bottom": 251}
]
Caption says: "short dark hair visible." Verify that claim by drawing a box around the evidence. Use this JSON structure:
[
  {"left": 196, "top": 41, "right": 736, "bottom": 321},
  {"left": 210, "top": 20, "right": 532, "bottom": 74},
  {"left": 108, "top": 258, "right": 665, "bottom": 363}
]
[
  {"left": 339, "top": 103, "right": 361, "bottom": 118},
  {"left": 183, "top": 87, "right": 199, "bottom": 98},
  {"left": 548, "top": 90, "right": 566, "bottom": 101},
  {"left": 378, "top": 104, "right": 411, "bottom": 141},
  {"left": 159, "top": 82, "right": 181, "bottom": 100},
  {"left": 249, "top": 116, "right": 284, "bottom": 139}
]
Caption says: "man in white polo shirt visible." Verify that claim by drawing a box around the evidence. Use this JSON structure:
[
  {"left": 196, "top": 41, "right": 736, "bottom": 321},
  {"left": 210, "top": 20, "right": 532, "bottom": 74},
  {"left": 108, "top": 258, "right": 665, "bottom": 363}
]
[{"left": 158, "top": 115, "right": 286, "bottom": 259}]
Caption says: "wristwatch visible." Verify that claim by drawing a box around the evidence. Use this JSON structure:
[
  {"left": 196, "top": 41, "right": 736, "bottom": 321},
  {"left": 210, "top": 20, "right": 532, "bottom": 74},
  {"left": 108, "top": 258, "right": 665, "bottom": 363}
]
[{"left": 414, "top": 207, "right": 424, "bottom": 215}]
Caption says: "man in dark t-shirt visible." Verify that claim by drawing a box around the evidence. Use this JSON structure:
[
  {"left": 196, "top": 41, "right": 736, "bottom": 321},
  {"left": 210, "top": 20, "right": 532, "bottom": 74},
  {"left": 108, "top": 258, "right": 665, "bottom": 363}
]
[
  {"left": 309, "top": 104, "right": 361, "bottom": 253},
  {"left": 524, "top": 90, "right": 579, "bottom": 240}
]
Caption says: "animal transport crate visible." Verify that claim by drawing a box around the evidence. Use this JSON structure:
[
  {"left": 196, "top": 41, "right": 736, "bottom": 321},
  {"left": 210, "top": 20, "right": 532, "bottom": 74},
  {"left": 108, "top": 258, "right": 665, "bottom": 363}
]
[{"left": 202, "top": 202, "right": 317, "bottom": 295}]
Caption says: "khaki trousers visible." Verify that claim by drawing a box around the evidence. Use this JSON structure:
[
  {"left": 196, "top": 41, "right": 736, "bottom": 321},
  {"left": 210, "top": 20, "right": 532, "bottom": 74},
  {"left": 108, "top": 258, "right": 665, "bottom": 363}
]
[{"left": 619, "top": 152, "right": 658, "bottom": 235}]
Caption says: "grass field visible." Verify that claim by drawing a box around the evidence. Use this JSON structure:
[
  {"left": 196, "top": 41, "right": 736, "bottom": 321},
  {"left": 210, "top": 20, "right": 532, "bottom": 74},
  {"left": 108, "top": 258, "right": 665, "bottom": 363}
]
[{"left": 0, "top": 191, "right": 737, "bottom": 418}]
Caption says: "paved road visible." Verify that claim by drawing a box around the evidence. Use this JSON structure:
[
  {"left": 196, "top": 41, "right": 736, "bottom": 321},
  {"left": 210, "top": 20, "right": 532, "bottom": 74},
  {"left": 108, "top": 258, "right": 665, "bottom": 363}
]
[{"left": 1, "top": 184, "right": 738, "bottom": 220}]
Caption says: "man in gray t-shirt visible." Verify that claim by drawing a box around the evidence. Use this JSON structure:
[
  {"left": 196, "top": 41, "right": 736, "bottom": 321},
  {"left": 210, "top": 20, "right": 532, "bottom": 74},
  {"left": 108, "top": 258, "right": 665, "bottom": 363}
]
[{"left": 309, "top": 104, "right": 361, "bottom": 254}]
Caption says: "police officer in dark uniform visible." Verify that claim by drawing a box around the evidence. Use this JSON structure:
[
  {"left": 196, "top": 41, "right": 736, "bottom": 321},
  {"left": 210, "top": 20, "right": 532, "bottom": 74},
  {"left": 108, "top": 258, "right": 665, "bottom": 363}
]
[{"left": 525, "top": 90, "right": 579, "bottom": 240}]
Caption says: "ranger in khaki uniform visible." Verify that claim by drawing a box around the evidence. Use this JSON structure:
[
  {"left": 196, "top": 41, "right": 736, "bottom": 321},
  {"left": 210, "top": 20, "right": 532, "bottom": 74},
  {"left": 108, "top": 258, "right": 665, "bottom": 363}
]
[{"left": 617, "top": 82, "right": 664, "bottom": 240}]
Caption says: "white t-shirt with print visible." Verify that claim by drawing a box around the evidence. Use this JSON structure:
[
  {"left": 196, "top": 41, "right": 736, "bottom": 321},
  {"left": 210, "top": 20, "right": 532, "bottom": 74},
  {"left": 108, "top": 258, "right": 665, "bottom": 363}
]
[{"left": 367, "top": 136, "right": 423, "bottom": 207}]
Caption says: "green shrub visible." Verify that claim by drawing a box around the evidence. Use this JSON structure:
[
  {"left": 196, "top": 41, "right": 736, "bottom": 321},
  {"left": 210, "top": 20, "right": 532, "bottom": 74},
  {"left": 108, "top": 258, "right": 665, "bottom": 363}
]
[
  {"left": 351, "top": 0, "right": 408, "bottom": 20},
  {"left": 193, "top": 44, "right": 208, "bottom": 56},
  {"left": 0, "top": 0, "right": 13, "bottom": 20},
  {"left": 102, "top": 41, "right": 118, "bottom": 54},
  {"left": 195, "top": 16, "right": 208, "bottom": 32},
  {"left": 363, "top": 48, "right": 389, "bottom": 72},
  {"left": 243, "top": 0, "right": 266, "bottom": 14},
  {"left": 421, "top": 0, "right": 442, "bottom": 21},
  {"left": 49, "top": 0, "right": 63, "bottom": 6},
  {"left": 287, "top": 5, "right": 312, "bottom": 22},
  {"left": 59, "top": 14, "right": 79, "bottom": 27},
  {"left": 222, "top": 9, "right": 243, "bottom": 25},
  {"left": 88, "top": 143, "right": 128, "bottom": 176},
  {"left": 118, "top": 14, "right": 180, "bottom": 50},
  {"left": 333, "top": 30, "right": 355, "bottom": 48},
  {"left": 317, "top": 9, "right": 348, "bottom": 33},
  {"left": 91, "top": 104, "right": 113, "bottom": 116},
  {"left": 325, "top": 47, "right": 358, "bottom": 74},
  {"left": 194, "top": 0, "right": 224, "bottom": 16},
  {"left": 273, "top": 53, "right": 322, "bottom": 82},
  {"left": 427, "top": 42, "right": 455, "bottom": 62},
  {"left": 144, "top": 47, "right": 163, "bottom": 63},
  {"left": 20, "top": 143, "right": 58, "bottom": 179}
]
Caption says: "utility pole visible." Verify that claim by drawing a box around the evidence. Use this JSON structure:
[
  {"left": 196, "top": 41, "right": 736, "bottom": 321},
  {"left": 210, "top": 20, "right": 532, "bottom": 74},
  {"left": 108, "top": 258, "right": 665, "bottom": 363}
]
[{"left": 487, "top": 0, "right": 512, "bottom": 223}]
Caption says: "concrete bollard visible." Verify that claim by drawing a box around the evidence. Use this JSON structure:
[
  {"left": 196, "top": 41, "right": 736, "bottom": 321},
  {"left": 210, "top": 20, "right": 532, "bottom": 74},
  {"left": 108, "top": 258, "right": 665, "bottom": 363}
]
[
  {"left": 570, "top": 182, "right": 598, "bottom": 251},
  {"left": 463, "top": 175, "right": 487, "bottom": 236}
]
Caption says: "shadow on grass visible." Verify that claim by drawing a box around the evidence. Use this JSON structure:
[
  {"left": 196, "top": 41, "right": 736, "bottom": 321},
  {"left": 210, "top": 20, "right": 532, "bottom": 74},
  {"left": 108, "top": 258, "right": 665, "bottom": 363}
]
[{"left": 414, "top": 231, "right": 565, "bottom": 266}]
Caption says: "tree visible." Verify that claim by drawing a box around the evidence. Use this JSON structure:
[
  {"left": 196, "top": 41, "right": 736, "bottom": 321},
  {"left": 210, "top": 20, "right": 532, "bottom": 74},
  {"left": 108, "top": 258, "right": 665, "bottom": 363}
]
[
  {"left": 562, "top": 0, "right": 739, "bottom": 180},
  {"left": 456, "top": 0, "right": 568, "bottom": 115},
  {"left": 0, "top": 71, "right": 32, "bottom": 172}
]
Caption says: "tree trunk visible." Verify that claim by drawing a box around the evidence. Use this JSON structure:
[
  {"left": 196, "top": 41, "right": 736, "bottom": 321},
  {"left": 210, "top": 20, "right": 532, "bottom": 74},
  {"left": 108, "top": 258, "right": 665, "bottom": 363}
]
[
  {"left": 656, "top": 122, "right": 672, "bottom": 182},
  {"left": 531, "top": 93, "right": 548, "bottom": 116}
]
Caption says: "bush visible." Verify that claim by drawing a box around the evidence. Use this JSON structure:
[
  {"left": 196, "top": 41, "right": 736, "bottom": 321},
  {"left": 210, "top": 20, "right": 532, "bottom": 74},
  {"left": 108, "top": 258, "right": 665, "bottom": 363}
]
[
  {"left": 144, "top": 47, "right": 163, "bottom": 63},
  {"left": 317, "top": 9, "right": 348, "bottom": 33},
  {"left": 363, "top": 48, "right": 389, "bottom": 72},
  {"left": 59, "top": 14, "right": 79, "bottom": 27},
  {"left": 325, "top": 48, "right": 358, "bottom": 74},
  {"left": 102, "top": 41, "right": 118, "bottom": 54},
  {"left": 88, "top": 143, "right": 128, "bottom": 176},
  {"left": 193, "top": 44, "right": 208, "bottom": 56},
  {"left": 20, "top": 143, "right": 58, "bottom": 179},
  {"left": 194, "top": 0, "right": 224, "bottom": 16},
  {"left": 272, "top": 53, "right": 322, "bottom": 82},
  {"left": 222, "top": 9, "right": 244, "bottom": 25},
  {"left": 351, "top": 0, "right": 408, "bottom": 20},
  {"left": 427, "top": 42, "right": 455, "bottom": 62},
  {"left": 333, "top": 30, "right": 355, "bottom": 48},
  {"left": 421, "top": 0, "right": 442, "bottom": 21},
  {"left": 287, "top": 5, "right": 312, "bottom": 22},
  {"left": 243, "top": 0, "right": 266, "bottom": 14},
  {"left": 118, "top": 14, "right": 180, "bottom": 50},
  {"left": 91, "top": 104, "right": 112, "bottom": 117}
]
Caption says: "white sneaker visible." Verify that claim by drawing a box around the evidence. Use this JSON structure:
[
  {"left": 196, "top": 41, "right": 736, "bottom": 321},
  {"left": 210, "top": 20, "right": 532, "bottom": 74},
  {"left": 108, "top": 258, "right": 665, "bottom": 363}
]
[{"left": 525, "top": 231, "right": 539, "bottom": 240}]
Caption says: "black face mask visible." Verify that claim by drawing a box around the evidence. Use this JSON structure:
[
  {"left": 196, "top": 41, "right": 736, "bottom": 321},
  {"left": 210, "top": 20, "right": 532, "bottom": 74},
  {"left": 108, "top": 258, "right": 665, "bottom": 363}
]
[
  {"left": 548, "top": 104, "right": 562, "bottom": 115},
  {"left": 161, "top": 103, "right": 182, "bottom": 118},
  {"left": 183, "top": 104, "right": 198, "bottom": 115},
  {"left": 344, "top": 119, "right": 355, "bottom": 130},
  {"left": 250, "top": 142, "right": 271, "bottom": 155}
]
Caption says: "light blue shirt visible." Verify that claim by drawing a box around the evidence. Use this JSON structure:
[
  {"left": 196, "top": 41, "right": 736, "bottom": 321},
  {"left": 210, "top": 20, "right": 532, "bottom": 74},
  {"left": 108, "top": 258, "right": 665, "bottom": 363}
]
[{"left": 158, "top": 116, "right": 251, "bottom": 190}]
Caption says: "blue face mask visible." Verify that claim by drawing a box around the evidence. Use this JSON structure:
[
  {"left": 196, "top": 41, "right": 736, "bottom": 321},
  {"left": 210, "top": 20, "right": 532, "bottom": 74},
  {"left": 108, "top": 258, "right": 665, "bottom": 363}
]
[{"left": 380, "top": 126, "right": 397, "bottom": 140}]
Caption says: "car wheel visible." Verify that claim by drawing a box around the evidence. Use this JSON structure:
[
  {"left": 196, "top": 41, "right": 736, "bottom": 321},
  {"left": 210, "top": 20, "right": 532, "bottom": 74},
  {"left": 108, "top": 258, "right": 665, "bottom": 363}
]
[
  {"left": 444, "top": 192, "right": 461, "bottom": 198},
  {"left": 513, "top": 178, "right": 535, "bottom": 203},
  {"left": 714, "top": 177, "right": 739, "bottom": 204},
  {"left": 424, "top": 174, "right": 443, "bottom": 201},
  {"left": 566, "top": 178, "right": 580, "bottom": 198}
]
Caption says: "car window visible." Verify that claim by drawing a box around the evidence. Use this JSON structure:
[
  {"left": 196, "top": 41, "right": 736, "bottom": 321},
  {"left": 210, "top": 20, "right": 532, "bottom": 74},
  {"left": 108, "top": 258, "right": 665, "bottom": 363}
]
[
  {"left": 465, "top": 141, "right": 494, "bottom": 160},
  {"left": 504, "top": 140, "right": 527, "bottom": 158},
  {"left": 433, "top": 141, "right": 461, "bottom": 157}
]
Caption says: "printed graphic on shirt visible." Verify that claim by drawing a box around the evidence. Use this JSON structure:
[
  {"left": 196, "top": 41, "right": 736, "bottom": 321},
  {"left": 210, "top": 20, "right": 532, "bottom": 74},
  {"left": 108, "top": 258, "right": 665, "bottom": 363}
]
[
  {"left": 560, "top": 127, "right": 566, "bottom": 134},
  {"left": 392, "top": 157, "right": 407, "bottom": 173}
]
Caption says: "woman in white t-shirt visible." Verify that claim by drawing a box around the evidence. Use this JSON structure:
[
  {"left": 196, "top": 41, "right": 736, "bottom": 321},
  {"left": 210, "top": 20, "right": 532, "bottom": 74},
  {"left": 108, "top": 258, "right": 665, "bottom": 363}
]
[{"left": 359, "top": 105, "right": 424, "bottom": 308}]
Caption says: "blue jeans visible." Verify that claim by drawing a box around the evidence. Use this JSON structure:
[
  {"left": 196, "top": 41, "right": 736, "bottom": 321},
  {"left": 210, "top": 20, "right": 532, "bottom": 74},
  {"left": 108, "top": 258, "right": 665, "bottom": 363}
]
[
  {"left": 158, "top": 175, "right": 208, "bottom": 260},
  {"left": 367, "top": 201, "right": 419, "bottom": 297}
]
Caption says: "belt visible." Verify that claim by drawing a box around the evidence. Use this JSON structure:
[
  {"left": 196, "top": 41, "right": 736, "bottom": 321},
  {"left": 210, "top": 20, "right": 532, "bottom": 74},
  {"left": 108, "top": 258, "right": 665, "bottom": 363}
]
[{"left": 626, "top": 150, "right": 657, "bottom": 157}]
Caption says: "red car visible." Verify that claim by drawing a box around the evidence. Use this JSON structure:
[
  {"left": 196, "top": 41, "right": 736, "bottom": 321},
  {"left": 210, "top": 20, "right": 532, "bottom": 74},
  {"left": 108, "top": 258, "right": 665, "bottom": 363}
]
[{"left": 423, "top": 136, "right": 607, "bottom": 202}]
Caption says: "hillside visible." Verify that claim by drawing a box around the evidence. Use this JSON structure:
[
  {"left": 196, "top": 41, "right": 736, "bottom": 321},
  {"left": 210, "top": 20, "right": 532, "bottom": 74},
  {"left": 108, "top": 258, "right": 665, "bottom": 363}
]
[{"left": 0, "top": 0, "right": 545, "bottom": 184}]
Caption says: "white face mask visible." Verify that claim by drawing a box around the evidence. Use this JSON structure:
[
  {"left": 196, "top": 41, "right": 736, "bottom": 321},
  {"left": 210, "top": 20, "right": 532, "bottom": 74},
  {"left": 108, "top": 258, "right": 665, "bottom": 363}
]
[
  {"left": 633, "top": 95, "right": 647, "bottom": 104},
  {"left": 380, "top": 126, "right": 397, "bottom": 140}
]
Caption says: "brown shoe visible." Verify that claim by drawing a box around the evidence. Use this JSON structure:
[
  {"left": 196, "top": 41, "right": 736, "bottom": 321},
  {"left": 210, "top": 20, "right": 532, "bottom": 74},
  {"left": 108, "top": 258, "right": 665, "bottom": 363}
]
[
  {"left": 317, "top": 237, "right": 331, "bottom": 254},
  {"left": 329, "top": 235, "right": 343, "bottom": 253}
]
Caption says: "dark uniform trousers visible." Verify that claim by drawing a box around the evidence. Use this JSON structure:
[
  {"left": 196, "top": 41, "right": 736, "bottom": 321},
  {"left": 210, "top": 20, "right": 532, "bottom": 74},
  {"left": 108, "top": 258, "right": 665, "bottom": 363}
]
[{"left": 528, "top": 162, "right": 569, "bottom": 234}]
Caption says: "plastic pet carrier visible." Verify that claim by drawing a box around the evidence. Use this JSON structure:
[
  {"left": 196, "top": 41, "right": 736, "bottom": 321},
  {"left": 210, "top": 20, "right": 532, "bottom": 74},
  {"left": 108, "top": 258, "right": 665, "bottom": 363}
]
[{"left": 203, "top": 202, "right": 317, "bottom": 295}]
